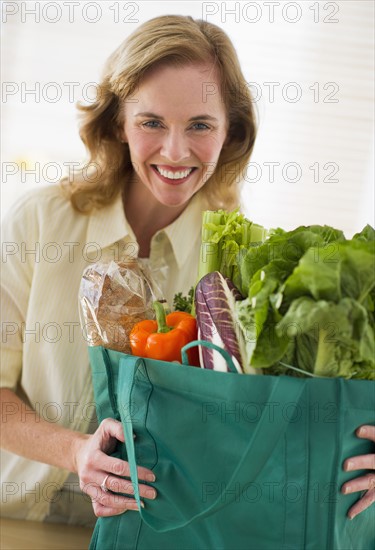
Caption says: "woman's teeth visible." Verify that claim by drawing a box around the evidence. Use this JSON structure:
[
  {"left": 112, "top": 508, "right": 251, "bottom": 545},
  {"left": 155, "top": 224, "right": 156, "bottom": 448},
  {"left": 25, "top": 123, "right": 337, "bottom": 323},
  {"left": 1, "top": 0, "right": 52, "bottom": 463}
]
[{"left": 156, "top": 166, "right": 193, "bottom": 180}]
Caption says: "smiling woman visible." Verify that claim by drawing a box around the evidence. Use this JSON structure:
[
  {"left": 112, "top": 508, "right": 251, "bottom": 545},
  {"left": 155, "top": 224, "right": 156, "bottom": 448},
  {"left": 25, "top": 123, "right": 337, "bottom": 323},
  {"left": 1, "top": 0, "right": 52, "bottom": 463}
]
[{"left": 0, "top": 14, "right": 256, "bottom": 526}]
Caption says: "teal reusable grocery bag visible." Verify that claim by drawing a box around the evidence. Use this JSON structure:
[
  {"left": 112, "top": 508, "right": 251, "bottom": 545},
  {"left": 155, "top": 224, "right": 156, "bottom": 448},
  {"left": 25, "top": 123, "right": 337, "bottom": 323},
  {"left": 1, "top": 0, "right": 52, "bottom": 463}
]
[{"left": 88, "top": 344, "right": 374, "bottom": 550}]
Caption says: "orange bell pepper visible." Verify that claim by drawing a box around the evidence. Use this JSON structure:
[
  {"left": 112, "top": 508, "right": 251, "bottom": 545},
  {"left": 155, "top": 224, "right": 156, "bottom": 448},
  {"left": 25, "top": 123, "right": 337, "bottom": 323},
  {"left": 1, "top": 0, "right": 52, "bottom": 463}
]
[{"left": 129, "top": 302, "right": 200, "bottom": 366}]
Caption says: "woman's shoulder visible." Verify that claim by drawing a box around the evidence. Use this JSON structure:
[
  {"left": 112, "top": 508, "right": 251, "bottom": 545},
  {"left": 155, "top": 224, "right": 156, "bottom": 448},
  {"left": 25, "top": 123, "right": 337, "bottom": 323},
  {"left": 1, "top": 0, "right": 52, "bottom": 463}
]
[
  {"left": 5, "top": 184, "right": 71, "bottom": 217},
  {"left": 3, "top": 184, "right": 85, "bottom": 229},
  {"left": 1, "top": 184, "right": 81, "bottom": 242}
]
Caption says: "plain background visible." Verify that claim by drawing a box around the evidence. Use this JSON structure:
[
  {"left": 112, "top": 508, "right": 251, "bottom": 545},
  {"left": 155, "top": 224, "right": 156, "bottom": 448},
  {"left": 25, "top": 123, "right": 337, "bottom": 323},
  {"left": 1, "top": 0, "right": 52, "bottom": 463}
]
[{"left": 1, "top": 0, "right": 374, "bottom": 235}]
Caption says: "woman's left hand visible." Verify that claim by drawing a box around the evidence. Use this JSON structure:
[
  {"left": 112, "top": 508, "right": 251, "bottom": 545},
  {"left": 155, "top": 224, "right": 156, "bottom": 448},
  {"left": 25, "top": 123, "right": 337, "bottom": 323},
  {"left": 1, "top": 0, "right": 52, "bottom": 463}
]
[{"left": 341, "top": 425, "right": 375, "bottom": 519}]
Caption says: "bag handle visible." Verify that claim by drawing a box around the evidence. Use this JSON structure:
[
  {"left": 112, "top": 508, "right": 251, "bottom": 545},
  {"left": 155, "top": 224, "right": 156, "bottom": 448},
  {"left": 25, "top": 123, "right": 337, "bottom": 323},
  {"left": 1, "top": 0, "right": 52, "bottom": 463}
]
[
  {"left": 119, "top": 358, "right": 305, "bottom": 533},
  {"left": 181, "top": 339, "right": 239, "bottom": 373}
]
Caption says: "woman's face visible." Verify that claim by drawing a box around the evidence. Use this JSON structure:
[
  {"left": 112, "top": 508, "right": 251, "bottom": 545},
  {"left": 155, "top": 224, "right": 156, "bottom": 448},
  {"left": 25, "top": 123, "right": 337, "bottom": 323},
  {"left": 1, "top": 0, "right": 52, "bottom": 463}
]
[{"left": 121, "top": 62, "right": 228, "bottom": 208}]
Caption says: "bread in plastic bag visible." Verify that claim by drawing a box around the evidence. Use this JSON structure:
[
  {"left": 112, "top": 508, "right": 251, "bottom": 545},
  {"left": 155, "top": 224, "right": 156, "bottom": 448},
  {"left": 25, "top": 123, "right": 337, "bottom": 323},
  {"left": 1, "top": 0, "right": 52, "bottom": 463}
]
[{"left": 79, "top": 259, "right": 162, "bottom": 353}]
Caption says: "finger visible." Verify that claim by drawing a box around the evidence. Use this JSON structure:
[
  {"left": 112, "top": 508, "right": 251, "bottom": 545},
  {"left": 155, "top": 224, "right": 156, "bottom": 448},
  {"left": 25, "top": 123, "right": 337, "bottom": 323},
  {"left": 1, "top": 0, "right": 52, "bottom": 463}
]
[
  {"left": 92, "top": 497, "right": 145, "bottom": 517},
  {"left": 341, "top": 473, "right": 375, "bottom": 494},
  {"left": 100, "top": 456, "right": 156, "bottom": 483},
  {"left": 346, "top": 488, "right": 375, "bottom": 520},
  {"left": 93, "top": 498, "right": 141, "bottom": 516},
  {"left": 356, "top": 425, "right": 375, "bottom": 442},
  {"left": 105, "top": 475, "right": 157, "bottom": 500},
  {"left": 83, "top": 481, "right": 142, "bottom": 511},
  {"left": 343, "top": 454, "right": 375, "bottom": 472},
  {"left": 96, "top": 418, "right": 125, "bottom": 447},
  {"left": 93, "top": 502, "right": 131, "bottom": 517}
]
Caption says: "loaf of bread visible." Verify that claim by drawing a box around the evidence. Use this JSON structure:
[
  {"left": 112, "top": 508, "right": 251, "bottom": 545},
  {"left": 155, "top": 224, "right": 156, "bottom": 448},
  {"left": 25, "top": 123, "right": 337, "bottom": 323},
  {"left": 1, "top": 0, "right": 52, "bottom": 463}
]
[{"left": 79, "top": 260, "right": 160, "bottom": 353}]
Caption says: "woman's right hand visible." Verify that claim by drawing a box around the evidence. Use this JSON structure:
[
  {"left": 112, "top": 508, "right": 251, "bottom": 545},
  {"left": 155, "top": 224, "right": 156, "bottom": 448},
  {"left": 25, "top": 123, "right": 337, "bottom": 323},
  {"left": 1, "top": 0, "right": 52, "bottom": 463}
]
[{"left": 74, "top": 418, "right": 157, "bottom": 517}]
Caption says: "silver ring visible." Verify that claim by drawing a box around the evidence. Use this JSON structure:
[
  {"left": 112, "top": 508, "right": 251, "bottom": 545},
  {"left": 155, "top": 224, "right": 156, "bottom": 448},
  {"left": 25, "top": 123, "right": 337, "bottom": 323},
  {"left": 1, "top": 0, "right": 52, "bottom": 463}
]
[{"left": 101, "top": 474, "right": 110, "bottom": 493}]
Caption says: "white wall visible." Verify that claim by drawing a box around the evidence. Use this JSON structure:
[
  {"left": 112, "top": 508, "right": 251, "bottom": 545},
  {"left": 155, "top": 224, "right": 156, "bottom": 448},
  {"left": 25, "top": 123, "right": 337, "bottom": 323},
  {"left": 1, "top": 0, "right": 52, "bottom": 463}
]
[{"left": 1, "top": 0, "right": 374, "bottom": 236}]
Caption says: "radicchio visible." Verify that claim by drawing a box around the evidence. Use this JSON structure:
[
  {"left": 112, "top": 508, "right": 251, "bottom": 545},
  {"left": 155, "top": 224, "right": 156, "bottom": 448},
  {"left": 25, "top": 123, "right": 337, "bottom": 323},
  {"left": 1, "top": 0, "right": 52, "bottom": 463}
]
[{"left": 195, "top": 271, "right": 246, "bottom": 373}]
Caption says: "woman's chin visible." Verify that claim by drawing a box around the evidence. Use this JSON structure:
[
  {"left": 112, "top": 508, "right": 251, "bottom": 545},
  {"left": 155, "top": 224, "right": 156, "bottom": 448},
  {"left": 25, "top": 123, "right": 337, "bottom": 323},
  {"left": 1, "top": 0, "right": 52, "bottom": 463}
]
[{"left": 151, "top": 189, "right": 195, "bottom": 209}]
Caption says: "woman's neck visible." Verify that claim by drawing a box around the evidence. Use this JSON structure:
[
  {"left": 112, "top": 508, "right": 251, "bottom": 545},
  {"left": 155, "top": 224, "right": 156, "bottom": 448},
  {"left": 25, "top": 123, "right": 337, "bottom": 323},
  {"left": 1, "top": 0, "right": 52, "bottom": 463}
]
[{"left": 122, "top": 179, "right": 187, "bottom": 258}]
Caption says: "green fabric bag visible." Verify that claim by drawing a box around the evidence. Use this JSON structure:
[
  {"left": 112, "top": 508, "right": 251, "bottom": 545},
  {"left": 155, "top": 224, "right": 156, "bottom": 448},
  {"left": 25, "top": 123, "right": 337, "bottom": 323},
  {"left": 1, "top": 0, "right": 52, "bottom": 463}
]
[{"left": 88, "top": 343, "right": 374, "bottom": 550}]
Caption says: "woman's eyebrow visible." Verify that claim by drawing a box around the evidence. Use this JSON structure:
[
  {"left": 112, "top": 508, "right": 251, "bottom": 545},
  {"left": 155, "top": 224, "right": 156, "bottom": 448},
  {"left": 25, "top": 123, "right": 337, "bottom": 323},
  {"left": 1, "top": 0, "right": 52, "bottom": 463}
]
[
  {"left": 134, "top": 111, "right": 162, "bottom": 118},
  {"left": 134, "top": 112, "right": 218, "bottom": 122},
  {"left": 189, "top": 115, "right": 218, "bottom": 122}
]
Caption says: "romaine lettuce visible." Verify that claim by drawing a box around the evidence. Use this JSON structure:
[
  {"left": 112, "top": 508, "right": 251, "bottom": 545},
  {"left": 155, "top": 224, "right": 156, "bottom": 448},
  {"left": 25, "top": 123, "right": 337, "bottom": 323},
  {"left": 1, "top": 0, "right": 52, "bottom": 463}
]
[{"left": 235, "top": 224, "right": 375, "bottom": 379}]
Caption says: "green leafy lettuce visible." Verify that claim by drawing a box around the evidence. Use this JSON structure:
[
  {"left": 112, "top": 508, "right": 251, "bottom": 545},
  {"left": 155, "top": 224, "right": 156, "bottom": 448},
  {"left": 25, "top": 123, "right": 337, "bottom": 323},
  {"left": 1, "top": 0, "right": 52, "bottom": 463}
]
[{"left": 235, "top": 224, "right": 375, "bottom": 379}]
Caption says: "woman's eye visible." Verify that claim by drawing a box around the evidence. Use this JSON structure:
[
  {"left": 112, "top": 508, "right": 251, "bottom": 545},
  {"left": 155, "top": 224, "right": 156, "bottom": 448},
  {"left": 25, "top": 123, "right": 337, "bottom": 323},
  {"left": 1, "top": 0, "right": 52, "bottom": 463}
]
[
  {"left": 191, "top": 122, "right": 210, "bottom": 131},
  {"left": 142, "top": 120, "right": 162, "bottom": 129}
]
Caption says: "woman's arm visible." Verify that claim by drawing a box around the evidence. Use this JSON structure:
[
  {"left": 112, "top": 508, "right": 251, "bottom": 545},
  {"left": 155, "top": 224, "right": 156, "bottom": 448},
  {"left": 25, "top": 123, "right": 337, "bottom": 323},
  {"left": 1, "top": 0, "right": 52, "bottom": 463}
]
[
  {"left": 0, "top": 387, "right": 157, "bottom": 516},
  {"left": 341, "top": 425, "right": 375, "bottom": 519}
]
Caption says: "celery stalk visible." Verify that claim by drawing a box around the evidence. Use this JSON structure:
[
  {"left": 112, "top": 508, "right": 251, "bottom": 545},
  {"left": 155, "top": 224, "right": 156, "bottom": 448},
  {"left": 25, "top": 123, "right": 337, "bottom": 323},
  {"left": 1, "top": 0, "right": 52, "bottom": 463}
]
[
  {"left": 250, "top": 223, "right": 268, "bottom": 243},
  {"left": 198, "top": 210, "right": 224, "bottom": 281},
  {"left": 197, "top": 208, "right": 267, "bottom": 287}
]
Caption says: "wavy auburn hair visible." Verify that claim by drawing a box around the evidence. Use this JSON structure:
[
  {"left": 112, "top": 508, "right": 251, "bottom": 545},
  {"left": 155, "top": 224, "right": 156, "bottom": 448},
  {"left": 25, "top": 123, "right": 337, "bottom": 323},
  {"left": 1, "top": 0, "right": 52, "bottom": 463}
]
[{"left": 62, "top": 15, "right": 257, "bottom": 212}]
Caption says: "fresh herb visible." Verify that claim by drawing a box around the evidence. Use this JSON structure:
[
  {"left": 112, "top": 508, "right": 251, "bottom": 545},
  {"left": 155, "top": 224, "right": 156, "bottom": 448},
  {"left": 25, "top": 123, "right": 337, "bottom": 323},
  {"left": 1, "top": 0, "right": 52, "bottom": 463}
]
[{"left": 173, "top": 287, "right": 194, "bottom": 313}]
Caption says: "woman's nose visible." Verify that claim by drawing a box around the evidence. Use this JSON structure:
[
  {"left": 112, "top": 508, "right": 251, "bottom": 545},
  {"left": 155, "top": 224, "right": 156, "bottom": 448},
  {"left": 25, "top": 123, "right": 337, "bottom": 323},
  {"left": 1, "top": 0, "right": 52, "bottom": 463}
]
[{"left": 160, "top": 129, "right": 190, "bottom": 163}]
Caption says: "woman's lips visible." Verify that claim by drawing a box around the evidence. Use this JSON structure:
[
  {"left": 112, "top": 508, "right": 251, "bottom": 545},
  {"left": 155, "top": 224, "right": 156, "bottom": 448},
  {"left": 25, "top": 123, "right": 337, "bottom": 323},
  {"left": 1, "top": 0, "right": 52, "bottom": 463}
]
[{"left": 152, "top": 165, "right": 197, "bottom": 184}]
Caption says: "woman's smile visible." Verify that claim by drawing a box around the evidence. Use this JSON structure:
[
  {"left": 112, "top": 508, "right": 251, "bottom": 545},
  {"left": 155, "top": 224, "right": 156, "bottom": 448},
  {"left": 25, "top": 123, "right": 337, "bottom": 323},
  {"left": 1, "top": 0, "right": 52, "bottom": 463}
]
[{"left": 151, "top": 165, "right": 197, "bottom": 185}]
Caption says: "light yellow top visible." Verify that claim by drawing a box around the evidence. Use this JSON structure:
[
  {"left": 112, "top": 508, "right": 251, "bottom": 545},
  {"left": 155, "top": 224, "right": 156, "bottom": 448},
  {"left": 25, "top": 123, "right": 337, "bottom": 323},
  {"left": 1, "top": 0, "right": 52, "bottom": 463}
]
[{"left": 0, "top": 184, "right": 204, "bottom": 520}]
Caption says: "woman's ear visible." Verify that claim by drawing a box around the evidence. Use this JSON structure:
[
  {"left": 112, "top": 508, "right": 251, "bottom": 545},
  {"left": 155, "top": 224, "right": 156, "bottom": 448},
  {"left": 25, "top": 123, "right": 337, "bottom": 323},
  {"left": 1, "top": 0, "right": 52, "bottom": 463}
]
[
  {"left": 118, "top": 130, "right": 127, "bottom": 144},
  {"left": 115, "top": 113, "right": 127, "bottom": 143},
  {"left": 222, "top": 130, "right": 232, "bottom": 149},
  {"left": 118, "top": 128, "right": 128, "bottom": 143}
]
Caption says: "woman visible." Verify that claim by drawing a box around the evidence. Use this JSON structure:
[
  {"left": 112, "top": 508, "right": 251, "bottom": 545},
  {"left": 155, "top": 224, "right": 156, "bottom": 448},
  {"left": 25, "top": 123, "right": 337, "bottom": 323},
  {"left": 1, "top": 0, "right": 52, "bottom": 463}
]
[
  {"left": 0, "top": 15, "right": 373, "bottom": 527},
  {"left": 0, "top": 15, "right": 255, "bottom": 525}
]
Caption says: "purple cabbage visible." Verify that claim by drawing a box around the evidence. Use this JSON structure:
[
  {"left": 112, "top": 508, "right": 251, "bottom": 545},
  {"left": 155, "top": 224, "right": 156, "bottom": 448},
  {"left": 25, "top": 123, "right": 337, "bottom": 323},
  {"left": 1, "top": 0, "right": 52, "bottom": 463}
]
[{"left": 195, "top": 271, "right": 245, "bottom": 373}]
